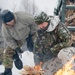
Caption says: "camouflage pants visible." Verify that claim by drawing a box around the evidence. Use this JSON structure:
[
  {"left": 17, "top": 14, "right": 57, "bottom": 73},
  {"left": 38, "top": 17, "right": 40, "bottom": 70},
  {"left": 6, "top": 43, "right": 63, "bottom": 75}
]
[
  {"left": 3, "top": 47, "right": 16, "bottom": 68},
  {"left": 0, "top": 40, "right": 24, "bottom": 68},
  {"left": 58, "top": 46, "right": 75, "bottom": 64},
  {"left": 0, "top": 47, "right": 16, "bottom": 68},
  {"left": 0, "top": 48, "right": 4, "bottom": 64},
  {"left": 34, "top": 47, "right": 75, "bottom": 75}
]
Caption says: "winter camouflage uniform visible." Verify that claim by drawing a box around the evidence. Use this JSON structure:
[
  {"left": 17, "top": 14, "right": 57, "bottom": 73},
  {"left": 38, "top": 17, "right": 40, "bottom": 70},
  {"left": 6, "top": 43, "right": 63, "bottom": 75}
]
[
  {"left": 34, "top": 12, "right": 74, "bottom": 75},
  {"left": 34, "top": 22, "right": 72, "bottom": 63}
]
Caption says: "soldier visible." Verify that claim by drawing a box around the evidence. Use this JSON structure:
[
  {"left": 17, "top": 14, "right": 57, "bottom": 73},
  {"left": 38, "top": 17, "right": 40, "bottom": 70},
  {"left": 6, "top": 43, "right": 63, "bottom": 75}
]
[
  {"left": 34, "top": 12, "right": 75, "bottom": 75},
  {"left": 0, "top": 10, "right": 38, "bottom": 75}
]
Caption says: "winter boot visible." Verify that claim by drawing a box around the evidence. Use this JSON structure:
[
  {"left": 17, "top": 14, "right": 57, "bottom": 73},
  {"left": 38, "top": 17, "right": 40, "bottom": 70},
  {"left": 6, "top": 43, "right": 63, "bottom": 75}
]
[
  {"left": 13, "top": 52, "right": 23, "bottom": 70},
  {"left": 0, "top": 68, "right": 12, "bottom": 75}
]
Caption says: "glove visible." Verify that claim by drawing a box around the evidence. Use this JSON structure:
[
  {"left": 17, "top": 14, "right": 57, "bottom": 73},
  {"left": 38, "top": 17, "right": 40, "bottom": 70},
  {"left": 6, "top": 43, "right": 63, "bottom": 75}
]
[
  {"left": 54, "top": 8, "right": 59, "bottom": 15},
  {"left": 15, "top": 47, "right": 23, "bottom": 54},
  {"left": 26, "top": 34, "right": 34, "bottom": 52},
  {"left": 50, "top": 48, "right": 58, "bottom": 57}
]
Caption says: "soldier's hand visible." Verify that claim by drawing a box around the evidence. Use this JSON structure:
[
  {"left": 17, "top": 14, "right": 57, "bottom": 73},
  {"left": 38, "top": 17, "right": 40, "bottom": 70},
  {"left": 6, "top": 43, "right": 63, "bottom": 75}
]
[
  {"left": 15, "top": 47, "right": 23, "bottom": 54},
  {"left": 54, "top": 8, "right": 58, "bottom": 15},
  {"left": 50, "top": 48, "right": 58, "bottom": 56}
]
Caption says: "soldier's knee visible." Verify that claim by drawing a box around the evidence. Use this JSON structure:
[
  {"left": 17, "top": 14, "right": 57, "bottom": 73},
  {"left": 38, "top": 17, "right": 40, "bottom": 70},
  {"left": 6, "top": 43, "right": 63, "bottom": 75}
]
[
  {"left": 58, "top": 47, "right": 75, "bottom": 64},
  {"left": 4, "top": 47, "right": 15, "bottom": 58}
]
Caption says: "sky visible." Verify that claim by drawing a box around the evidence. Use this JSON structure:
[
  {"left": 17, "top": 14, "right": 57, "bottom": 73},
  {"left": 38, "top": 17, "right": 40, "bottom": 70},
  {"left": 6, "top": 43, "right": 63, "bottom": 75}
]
[
  {"left": 35, "top": 0, "right": 58, "bottom": 15},
  {"left": 0, "top": 0, "right": 58, "bottom": 15}
]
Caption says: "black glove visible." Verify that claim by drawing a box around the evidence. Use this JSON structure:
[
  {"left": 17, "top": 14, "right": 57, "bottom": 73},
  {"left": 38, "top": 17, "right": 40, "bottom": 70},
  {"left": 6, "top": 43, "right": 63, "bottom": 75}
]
[
  {"left": 15, "top": 47, "right": 23, "bottom": 54},
  {"left": 26, "top": 34, "right": 34, "bottom": 52},
  {"left": 13, "top": 49, "right": 23, "bottom": 70},
  {"left": 54, "top": 8, "right": 59, "bottom": 15}
]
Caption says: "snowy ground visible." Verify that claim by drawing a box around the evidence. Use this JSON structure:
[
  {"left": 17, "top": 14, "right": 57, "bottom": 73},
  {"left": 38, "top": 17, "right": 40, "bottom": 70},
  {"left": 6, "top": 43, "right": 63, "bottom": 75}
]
[
  {"left": 0, "top": 51, "right": 35, "bottom": 75},
  {"left": 0, "top": 51, "right": 63, "bottom": 75}
]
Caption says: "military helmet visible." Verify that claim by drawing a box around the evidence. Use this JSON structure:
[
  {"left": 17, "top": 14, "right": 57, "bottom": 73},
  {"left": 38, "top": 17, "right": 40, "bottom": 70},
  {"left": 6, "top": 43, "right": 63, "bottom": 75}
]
[
  {"left": 34, "top": 12, "right": 50, "bottom": 25},
  {"left": 2, "top": 10, "right": 14, "bottom": 23}
]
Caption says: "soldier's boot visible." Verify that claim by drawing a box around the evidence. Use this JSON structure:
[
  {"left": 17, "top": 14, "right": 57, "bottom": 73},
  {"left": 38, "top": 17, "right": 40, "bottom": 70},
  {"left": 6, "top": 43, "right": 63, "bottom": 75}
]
[
  {"left": 0, "top": 68, "right": 12, "bottom": 75},
  {"left": 13, "top": 52, "right": 23, "bottom": 70}
]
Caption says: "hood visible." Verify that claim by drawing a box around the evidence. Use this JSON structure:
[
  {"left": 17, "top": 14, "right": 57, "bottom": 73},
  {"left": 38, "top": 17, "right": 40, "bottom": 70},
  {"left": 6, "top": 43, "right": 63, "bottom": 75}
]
[{"left": 46, "top": 16, "right": 60, "bottom": 32}]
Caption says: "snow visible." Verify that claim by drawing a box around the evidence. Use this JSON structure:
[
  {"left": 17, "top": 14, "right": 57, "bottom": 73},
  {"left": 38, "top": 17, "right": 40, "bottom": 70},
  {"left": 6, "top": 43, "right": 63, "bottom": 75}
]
[
  {"left": 0, "top": 51, "right": 35, "bottom": 75},
  {"left": 0, "top": 0, "right": 58, "bottom": 15},
  {"left": 34, "top": 0, "right": 58, "bottom": 15}
]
